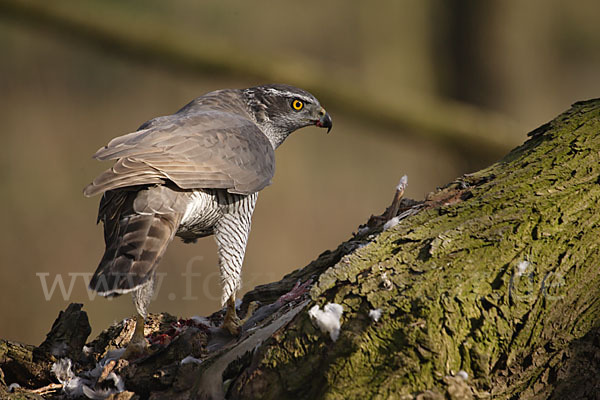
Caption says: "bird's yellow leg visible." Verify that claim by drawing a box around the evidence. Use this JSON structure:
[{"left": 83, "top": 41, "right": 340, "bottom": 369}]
[
  {"left": 222, "top": 295, "right": 243, "bottom": 336},
  {"left": 243, "top": 301, "right": 260, "bottom": 323},
  {"left": 222, "top": 295, "right": 260, "bottom": 335},
  {"left": 122, "top": 313, "right": 148, "bottom": 359}
]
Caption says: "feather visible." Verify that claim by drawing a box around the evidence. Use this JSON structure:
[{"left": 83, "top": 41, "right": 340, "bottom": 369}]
[
  {"left": 84, "top": 104, "right": 275, "bottom": 198},
  {"left": 89, "top": 188, "right": 183, "bottom": 295}
]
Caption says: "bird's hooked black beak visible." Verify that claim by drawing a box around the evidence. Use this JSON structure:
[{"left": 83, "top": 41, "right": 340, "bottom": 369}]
[{"left": 315, "top": 108, "right": 333, "bottom": 133}]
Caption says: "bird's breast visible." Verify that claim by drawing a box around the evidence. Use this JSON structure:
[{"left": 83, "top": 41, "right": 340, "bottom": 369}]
[
  {"left": 177, "top": 190, "right": 222, "bottom": 240},
  {"left": 176, "top": 189, "right": 258, "bottom": 242}
]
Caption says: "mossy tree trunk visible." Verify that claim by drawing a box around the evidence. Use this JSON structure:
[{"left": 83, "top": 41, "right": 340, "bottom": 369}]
[
  {"left": 2, "top": 100, "right": 600, "bottom": 399},
  {"left": 228, "top": 100, "right": 600, "bottom": 399}
]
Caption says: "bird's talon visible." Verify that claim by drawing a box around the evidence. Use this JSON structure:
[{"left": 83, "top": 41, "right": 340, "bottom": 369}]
[
  {"left": 121, "top": 339, "right": 149, "bottom": 360},
  {"left": 121, "top": 314, "right": 149, "bottom": 360},
  {"left": 241, "top": 301, "right": 260, "bottom": 324},
  {"left": 221, "top": 295, "right": 247, "bottom": 336},
  {"left": 222, "top": 314, "right": 243, "bottom": 336}
]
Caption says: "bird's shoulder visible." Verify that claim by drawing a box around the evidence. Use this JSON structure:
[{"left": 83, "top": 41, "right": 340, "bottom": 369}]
[
  {"left": 87, "top": 90, "right": 275, "bottom": 196},
  {"left": 96, "top": 91, "right": 271, "bottom": 160},
  {"left": 129, "top": 89, "right": 267, "bottom": 147}
]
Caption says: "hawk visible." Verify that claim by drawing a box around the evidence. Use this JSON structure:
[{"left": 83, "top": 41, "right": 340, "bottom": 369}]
[{"left": 84, "top": 84, "right": 332, "bottom": 356}]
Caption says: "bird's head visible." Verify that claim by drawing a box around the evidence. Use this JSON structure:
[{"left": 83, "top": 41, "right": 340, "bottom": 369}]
[{"left": 243, "top": 84, "right": 332, "bottom": 148}]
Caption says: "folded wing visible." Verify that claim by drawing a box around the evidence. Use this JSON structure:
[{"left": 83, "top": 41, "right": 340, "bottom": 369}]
[{"left": 83, "top": 110, "right": 275, "bottom": 197}]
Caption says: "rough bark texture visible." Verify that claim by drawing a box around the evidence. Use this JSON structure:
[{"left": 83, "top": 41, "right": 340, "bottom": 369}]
[
  {"left": 228, "top": 99, "right": 600, "bottom": 399},
  {"left": 1, "top": 100, "right": 600, "bottom": 399}
]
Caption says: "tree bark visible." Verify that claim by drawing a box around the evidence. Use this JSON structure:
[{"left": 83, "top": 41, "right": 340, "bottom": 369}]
[
  {"left": 227, "top": 99, "right": 600, "bottom": 400},
  {"left": 2, "top": 100, "right": 600, "bottom": 399}
]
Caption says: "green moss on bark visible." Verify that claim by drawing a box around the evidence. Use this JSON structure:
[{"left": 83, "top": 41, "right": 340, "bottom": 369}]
[{"left": 230, "top": 100, "right": 600, "bottom": 399}]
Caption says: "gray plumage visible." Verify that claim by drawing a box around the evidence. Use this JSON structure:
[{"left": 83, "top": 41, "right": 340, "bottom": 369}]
[{"left": 85, "top": 84, "right": 332, "bottom": 323}]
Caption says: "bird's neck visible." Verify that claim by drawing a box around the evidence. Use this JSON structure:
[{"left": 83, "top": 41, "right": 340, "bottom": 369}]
[
  {"left": 241, "top": 88, "right": 292, "bottom": 149},
  {"left": 261, "top": 125, "right": 291, "bottom": 149}
]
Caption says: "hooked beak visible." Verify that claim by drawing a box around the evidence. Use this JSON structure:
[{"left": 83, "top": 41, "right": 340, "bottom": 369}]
[{"left": 315, "top": 108, "right": 333, "bottom": 133}]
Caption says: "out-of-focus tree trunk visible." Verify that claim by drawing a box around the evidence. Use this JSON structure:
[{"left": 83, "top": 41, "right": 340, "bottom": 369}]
[
  {"left": 2, "top": 100, "right": 600, "bottom": 399},
  {"left": 0, "top": 0, "right": 518, "bottom": 154}
]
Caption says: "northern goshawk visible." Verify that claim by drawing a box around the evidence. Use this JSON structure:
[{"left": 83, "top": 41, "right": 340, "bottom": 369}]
[{"left": 84, "top": 84, "right": 332, "bottom": 356}]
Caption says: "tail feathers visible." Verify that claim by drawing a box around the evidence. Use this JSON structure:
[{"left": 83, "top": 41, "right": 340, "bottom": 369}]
[{"left": 89, "top": 212, "right": 181, "bottom": 296}]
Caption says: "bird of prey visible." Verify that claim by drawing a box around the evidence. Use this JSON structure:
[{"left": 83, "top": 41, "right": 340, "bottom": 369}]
[{"left": 84, "top": 84, "right": 332, "bottom": 356}]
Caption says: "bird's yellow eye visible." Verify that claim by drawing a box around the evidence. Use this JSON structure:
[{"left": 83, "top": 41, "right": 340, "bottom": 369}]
[{"left": 291, "top": 99, "right": 304, "bottom": 111}]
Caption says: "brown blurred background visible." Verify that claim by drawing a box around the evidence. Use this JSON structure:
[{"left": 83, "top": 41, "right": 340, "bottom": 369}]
[{"left": 1, "top": 0, "right": 599, "bottom": 345}]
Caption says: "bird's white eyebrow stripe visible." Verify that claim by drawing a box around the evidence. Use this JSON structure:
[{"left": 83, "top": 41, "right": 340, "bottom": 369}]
[{"left": 263, "top": 88, "right": 313, "bottom": 103}]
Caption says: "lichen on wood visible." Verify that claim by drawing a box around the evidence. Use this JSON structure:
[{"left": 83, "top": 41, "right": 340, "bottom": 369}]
[{"left": 229, "top": 99, "right": 600, "bottom": 399}]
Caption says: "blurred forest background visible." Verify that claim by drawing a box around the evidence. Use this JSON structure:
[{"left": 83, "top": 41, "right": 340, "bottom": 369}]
[{"left": 1, "top": 0, "right": 599, "bottom": 345}]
